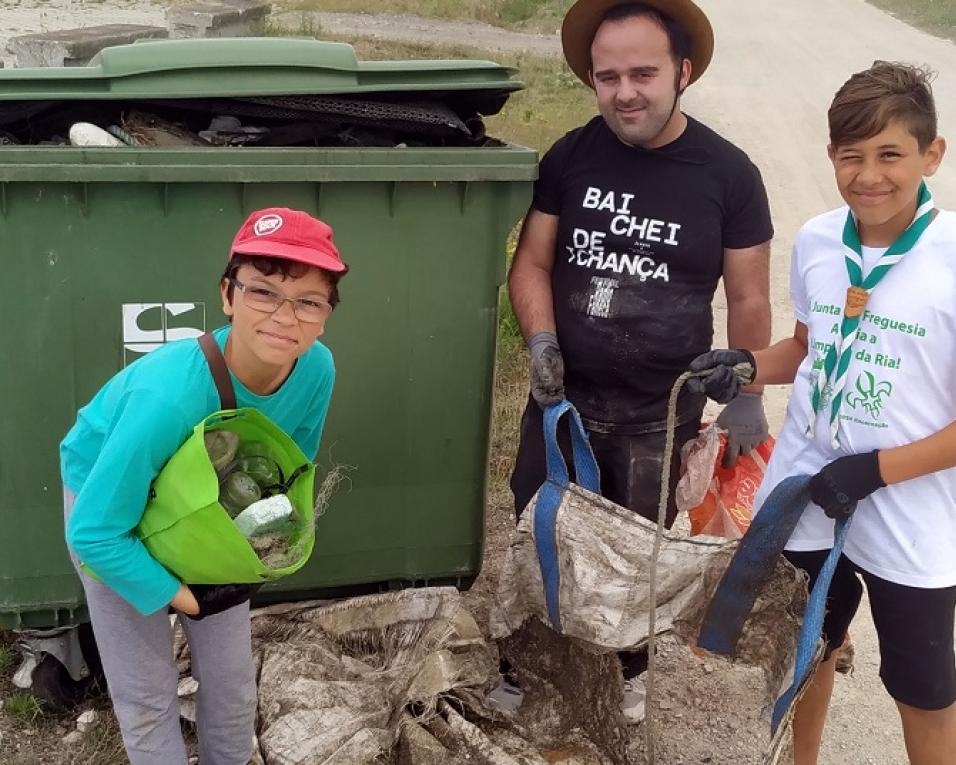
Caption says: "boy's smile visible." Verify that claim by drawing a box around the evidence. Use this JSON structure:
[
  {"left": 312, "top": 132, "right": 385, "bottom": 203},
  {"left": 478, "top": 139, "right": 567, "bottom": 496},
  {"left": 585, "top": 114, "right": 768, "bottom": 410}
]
[
  {"left": 220, "top": 264, "right": 333, "bottom": 395},
  {"left": 829, "top": 120, "right": 946, "bottom": 246}
]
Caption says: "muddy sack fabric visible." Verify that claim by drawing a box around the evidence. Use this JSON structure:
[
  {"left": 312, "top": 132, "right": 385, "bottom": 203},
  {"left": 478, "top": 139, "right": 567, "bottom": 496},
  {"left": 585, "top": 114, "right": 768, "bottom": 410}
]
[
  {"left": 490, "top": 400, "right": 731, "bottom": 649},
  {"left": 136, "top": 408, "right": 315, "bottom": 584}
]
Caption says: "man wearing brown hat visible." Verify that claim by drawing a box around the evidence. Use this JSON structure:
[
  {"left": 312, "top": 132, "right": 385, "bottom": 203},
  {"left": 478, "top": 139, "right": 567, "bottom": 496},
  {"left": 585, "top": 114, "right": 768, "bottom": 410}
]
[{"left": 505, "top": 0, "right": 773, "bottom": 717}]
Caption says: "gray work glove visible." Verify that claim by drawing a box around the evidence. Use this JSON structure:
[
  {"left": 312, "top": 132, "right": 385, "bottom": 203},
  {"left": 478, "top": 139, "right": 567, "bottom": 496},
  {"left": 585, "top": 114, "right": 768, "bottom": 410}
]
[
  {"left": 528, "top": 331, "right": 565, "bottom": 408},
  {"left": 686, "top": 349, "right": 757, "bottom": 404},
  {"left": 715, "top": 392, "right": 769, "bottom": 468}
]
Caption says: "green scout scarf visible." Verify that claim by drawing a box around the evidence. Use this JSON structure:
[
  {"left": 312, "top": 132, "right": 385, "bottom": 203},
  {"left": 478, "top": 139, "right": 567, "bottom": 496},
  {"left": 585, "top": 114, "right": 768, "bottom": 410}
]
[{"left": 807, "top": 181, "right": 935, "bottom": 447}]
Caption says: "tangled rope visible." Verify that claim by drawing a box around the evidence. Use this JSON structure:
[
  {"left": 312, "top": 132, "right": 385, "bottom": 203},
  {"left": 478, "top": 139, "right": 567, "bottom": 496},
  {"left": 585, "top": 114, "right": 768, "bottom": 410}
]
[{"left": 644, "top": 362, "right": 751, "bottom": 763}]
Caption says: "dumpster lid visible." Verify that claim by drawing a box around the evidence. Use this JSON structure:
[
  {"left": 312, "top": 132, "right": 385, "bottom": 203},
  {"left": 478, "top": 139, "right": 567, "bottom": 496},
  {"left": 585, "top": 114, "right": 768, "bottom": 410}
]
[{"left": 0, "top": 38, "right": 524, "bottom": 102}]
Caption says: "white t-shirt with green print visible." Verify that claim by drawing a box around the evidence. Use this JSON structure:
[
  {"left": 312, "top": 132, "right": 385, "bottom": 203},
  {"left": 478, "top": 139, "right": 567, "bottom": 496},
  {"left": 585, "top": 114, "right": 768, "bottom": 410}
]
[{"left": 754, "top": 206, "right": 956, "bottom": 588}]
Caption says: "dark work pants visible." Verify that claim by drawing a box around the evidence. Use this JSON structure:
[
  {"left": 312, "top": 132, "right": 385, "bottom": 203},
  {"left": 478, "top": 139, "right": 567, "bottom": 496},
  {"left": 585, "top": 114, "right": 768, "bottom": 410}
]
[{"left": 510, "top": 397, "right": 700, "bottom": 528}]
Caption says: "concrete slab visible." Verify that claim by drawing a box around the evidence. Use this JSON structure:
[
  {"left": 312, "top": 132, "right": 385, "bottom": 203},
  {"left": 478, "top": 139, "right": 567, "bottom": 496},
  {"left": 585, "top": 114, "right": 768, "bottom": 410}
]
[
  {"left": 8, "top": 23, "right": 168, "bottom": 68},
  {"left": 166, "top": 0, "right": 271, "bottom": 39}
]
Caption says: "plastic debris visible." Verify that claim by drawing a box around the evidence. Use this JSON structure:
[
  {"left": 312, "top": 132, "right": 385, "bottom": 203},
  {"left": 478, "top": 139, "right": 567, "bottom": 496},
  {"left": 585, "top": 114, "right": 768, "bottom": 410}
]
[
  {"left": 68, "top": 122, "right": 125, "bottom": 148},
  {"left": 121, "top": 110, "right": 205, "bottom": 147},
  {"left": 75, "top": 709, "right": 99, "bottom": 733},
  {"left": 219, "top": 471, "right": 261, "bottom": 516},
  {"left": 199, "top": 115, "right": 269, "bottom": 146},
  {"left": 235, "top": 455, "right": 282, "bottom": 489},
  {"left": 106, "top": 125, "right": 139, "bottom": 146},
  {"left": 233, "top": 494, "right": 295, "bottom": 538},
  {"left": 204, "top": 430, "right": 240, "bottom": 475}
]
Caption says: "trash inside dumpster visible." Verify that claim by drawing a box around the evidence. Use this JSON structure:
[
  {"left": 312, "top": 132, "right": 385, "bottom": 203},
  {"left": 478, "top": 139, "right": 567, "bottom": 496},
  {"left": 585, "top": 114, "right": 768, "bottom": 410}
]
[{"left": 0, "top": 37, "right": 521, "bottom": 148}]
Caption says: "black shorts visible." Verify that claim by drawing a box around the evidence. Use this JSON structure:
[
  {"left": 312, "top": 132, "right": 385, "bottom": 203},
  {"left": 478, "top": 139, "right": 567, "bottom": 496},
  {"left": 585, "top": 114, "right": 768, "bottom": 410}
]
[
  {"left": 784, "top": 550, "right": 956, "bottom": 711},
  {"left": 509, "top": 397, "right": 700, "bottom": 528}
]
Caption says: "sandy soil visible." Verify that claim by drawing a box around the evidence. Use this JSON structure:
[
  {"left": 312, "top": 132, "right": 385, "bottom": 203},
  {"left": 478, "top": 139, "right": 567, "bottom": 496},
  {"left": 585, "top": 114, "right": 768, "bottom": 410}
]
[{"left": 2, "top": 1, "right": 955, "bottom": 763}]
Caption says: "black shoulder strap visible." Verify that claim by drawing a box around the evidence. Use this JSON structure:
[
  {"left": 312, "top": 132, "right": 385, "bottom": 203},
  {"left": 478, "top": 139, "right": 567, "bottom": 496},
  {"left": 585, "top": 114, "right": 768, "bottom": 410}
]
[{"left": 198, "top": 333, "right": 237, "bottom": 410}]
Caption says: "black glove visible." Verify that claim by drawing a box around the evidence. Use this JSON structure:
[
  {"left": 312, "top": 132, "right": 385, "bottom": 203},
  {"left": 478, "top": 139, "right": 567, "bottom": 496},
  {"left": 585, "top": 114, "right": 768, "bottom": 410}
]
[
  {"left": 529, "top": 331, "right": 565, "bottom": 408},
  {"left": 810, "top": 451, "right": 885, "bottom": 519},
  {"left": 686, "top": 349, "right": 757, "bottom": 404},
  {"left": 186, "top": 583, "right": 261, "bottom": 621}
]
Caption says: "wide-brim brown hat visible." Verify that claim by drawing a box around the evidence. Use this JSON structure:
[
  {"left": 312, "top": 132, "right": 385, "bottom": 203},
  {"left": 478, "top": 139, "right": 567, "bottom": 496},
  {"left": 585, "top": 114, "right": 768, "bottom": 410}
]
[{"left": 562, "top": 0, "right": 714, "bottom": 88}]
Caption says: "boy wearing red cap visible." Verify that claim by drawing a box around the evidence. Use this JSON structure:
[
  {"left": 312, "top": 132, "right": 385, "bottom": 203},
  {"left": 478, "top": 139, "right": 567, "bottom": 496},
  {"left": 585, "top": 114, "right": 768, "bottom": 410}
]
[{"left": 61, "top": 208, "right": 347, "bottom": 765}]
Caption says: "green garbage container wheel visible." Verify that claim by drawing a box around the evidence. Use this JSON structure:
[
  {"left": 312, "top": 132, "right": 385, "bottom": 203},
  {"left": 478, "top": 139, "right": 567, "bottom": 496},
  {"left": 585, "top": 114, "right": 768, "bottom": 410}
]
[{"left": 30, "top": 624, "right": 105, "bottom": 709}]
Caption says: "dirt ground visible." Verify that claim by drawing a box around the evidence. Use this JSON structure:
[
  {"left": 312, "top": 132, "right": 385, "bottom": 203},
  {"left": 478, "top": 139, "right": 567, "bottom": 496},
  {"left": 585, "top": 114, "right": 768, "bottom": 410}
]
[{"left": 2, "top": 0, "right": 956, "bottom": 763}]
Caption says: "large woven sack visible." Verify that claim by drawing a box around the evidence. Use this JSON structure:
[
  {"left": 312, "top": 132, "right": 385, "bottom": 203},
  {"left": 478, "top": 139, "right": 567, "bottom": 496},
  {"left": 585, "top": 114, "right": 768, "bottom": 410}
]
[
  {"left": 489, "top": 400, "right": 734, "bottom": 650},
  {"left": 136, "top": 407, "right": 316, "bottom": 584}
]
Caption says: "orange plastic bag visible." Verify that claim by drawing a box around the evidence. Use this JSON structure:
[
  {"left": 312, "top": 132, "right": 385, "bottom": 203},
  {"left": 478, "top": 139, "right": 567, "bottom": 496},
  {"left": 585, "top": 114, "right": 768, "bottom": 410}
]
[{"left": 676, "top": 423, "right": 775, "bottom": 539}]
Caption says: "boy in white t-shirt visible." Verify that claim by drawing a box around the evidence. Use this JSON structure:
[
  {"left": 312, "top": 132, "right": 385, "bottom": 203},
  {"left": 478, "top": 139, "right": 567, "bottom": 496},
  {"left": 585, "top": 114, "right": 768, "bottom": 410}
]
[{"left": 690, "top": 62, "right": 955, "bottom": 765}]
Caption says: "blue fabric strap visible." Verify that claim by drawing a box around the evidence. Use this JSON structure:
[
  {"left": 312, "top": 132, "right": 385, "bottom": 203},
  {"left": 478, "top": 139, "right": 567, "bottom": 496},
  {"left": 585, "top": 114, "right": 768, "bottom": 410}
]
[
  {"left": 533, "top": 401, "right": 601, "bottom": 634},
  {"left": 772, "top": 516, "right": 852, "bottom": 733},
  {"left": 697, "top": 475, "right": 813, "bottom": 656},
  {"left": 542, "top": 400, "right": 600, "bottom": 492}
]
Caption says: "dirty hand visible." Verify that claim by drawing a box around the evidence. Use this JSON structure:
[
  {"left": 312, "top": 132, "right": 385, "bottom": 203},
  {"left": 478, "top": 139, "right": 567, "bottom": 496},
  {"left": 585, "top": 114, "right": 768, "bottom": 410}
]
[
  {"left": 686, "top": 349, "right": 756, "bottom": 404},
  {"left": 810, "top": 452, "right": 885, "bottom": 519},
  {"left": 529, "top": 331, "right": 565, "bottom": 408},
  {"left": 186, "top": 583, "right": 260, "bottom": 620},
  {"left": 715, "top": 393, "right": 769, "bottom": 468}
]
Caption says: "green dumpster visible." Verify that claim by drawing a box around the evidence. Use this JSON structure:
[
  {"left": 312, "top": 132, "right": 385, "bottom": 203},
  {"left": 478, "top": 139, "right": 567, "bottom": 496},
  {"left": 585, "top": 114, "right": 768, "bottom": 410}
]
[{"left": 0, "top": 38, "right": 536, "bottom": 629}]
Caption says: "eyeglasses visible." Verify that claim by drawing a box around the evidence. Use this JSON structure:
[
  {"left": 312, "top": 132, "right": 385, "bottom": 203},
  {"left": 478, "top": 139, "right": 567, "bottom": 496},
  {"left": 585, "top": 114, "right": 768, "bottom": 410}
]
[{"left": 230, "top": 276, "right": 333, "bottom": 324}]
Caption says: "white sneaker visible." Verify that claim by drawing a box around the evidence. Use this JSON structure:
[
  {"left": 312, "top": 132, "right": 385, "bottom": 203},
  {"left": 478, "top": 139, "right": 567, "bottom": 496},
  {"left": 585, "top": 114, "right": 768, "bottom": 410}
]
[
  {"left": 622, "top": 676, "right": 646, "bottom": 723},
  {"left": 486, "top": 674, "right": 524, "bottom": 715}
]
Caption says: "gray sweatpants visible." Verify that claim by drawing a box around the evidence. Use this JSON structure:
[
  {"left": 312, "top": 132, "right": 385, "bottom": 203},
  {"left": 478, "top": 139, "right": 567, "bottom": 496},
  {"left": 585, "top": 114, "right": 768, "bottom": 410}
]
[{"left": 65, "top": 489, "right": 257, "bottom": 765}]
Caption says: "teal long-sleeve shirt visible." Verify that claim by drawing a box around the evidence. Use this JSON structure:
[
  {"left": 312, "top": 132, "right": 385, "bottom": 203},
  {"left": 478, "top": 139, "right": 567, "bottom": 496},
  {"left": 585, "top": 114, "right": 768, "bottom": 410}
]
[{"left": 61, "top": 325, "right": 335, "bottom": 615}]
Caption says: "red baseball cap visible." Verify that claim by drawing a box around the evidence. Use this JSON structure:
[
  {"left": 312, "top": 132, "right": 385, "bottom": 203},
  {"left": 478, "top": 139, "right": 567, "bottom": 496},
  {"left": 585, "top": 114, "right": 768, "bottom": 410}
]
[{"left": 229, "top": 208, "right": 347, "bottom": 272}]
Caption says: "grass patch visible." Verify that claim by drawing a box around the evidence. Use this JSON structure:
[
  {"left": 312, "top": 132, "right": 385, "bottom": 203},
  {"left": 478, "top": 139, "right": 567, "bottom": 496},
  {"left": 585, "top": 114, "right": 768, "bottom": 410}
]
[
  {"left": 67, "top": 714, "right": 128, "bottom": 765},
  {"left": 0, "top": 641, "right": 13, "bottom": 675},
  {"left": 280, "top": 0, "right": 573, "bottom": 33},
  {"left": 497, "top": 224, "right": 524, "bottom": 349},
  {"left": 4, "top": 692, "right": 45, "bottom": 725},
  {"left": 489, "top": 333, "right": 528, "bottom": 498},
  {"left": 265, "top": 12, "right": 323, "bottom": 39},
  {"left": 867, "top": 0, "right": 956, "bottom": 42}
]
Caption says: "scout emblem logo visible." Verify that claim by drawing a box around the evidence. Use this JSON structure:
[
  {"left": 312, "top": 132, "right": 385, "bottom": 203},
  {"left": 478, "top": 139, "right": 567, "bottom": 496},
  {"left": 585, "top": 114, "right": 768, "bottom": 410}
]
[
  {"left": 254, "top": 214, "right": 284, "bottom": 236},
  {"left": 845, "top": 371, "right": 893, "bottom": 420}
]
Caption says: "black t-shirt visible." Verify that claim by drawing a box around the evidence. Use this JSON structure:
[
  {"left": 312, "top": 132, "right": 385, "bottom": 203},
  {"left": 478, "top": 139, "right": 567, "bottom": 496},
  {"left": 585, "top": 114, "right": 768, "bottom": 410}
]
[{"left": 534, "top": 115, "right": 773, "bottom": 432}]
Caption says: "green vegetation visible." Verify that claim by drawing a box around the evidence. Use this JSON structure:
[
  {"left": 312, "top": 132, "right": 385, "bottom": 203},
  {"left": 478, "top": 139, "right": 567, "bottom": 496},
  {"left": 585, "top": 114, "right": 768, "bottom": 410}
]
[
  {"left": 4, "top": 692, "right": 45, "bottom": 725},
  {"left": 0, "top": 641, "right": 12, "bottom": 675},
  {"left": 265, "top": 11, "right": 324, "bottom": 39},
  {"left": 868, "top": 0, "right": 956, "bottom": 43},
  {"left": 283, "top": 0, "right": 574, "bottom": 33},
  {"left": 498, "top": 228, "right": 524, "bottom": 347},
  {"left": 74, "top": 714, "right": 129, "bottom": 765}
]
